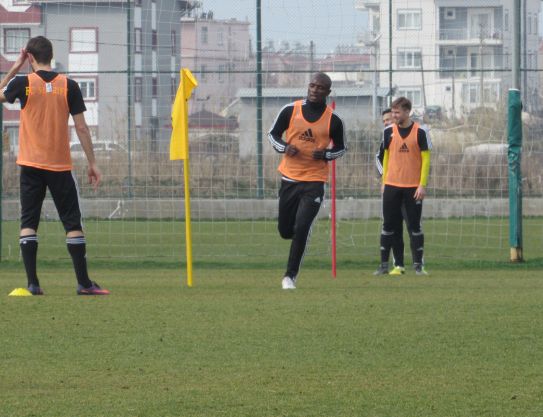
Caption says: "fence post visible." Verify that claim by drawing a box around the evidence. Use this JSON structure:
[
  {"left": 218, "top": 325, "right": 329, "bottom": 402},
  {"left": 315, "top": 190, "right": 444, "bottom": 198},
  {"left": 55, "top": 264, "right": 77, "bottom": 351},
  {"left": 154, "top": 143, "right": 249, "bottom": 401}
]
[{"left": 508, "top": 0, "right": 523, "bottom": 262}]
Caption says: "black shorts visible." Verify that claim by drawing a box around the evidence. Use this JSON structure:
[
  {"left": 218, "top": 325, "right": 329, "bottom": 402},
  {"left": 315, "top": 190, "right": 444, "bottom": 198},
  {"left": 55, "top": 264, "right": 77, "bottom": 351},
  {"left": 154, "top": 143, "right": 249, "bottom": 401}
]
[{"left": 20, "top": 165, "right": 83, "bottom": 233}]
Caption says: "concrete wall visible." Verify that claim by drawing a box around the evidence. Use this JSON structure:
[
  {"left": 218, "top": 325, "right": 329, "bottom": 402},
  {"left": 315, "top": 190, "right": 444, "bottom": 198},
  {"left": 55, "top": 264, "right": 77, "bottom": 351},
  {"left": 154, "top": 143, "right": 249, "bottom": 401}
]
[{"left": 3, "top": 198, "right": 543, "bottom": 221}]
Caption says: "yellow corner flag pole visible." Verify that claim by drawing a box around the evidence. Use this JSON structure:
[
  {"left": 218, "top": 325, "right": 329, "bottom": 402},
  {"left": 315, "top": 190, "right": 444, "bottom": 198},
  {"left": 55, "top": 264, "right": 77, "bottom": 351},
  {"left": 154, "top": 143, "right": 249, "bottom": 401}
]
[{"left": 170, "top": 68, "right": 198, "bottom": 287}]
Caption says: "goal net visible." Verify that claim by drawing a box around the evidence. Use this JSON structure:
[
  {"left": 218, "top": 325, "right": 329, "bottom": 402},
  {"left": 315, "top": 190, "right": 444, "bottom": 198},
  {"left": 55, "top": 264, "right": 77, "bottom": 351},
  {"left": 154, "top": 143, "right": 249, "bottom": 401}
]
[{"left": 1, "top": 0, "right": 542, "bottom": 268}]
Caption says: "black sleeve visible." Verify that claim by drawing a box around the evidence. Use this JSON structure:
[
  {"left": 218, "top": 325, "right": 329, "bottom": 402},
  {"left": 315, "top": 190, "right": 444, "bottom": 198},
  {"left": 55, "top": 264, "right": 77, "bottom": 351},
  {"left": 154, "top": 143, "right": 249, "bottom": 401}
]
[
  {"left": 324, "top": 112, "right": 346, "bottom": 160},
  {"left": 417, "top": 127, "right": 431, "bottom": 151},
  {"left": 383, "top": 126, "right": 393, "bottom": 150},
  {"left": 3, "top": 75, "right": 28, "bottom": 106},
  {"left": 67, "top": 78, "right": 87, "bottom": 115},
  {"left": 267, "top": 104, "right": 294, "bottom": 153},
  {"left": 375, "top": 140, "right": 384, "bottom": 175}
]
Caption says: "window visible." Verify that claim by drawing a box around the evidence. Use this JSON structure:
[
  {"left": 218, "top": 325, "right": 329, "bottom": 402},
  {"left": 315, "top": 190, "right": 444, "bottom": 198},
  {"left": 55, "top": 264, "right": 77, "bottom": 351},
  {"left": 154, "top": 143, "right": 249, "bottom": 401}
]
[
  {"left": 171, "top": 78, "right": 176, "bottom": 98},
  {"left": 444, "top": 8, "right": 456, "bottom": 20},
  {"left": 171, "top": 30, "right": 177, "bottom": 55},
  {"left": 152, "top": 77, "right": 157, "bottom": 97},
  {"left": 468, "top": 85, "right": 478, "bottom": 104},
  {"left": 397, "top": 88, "right": 422, "bottom": 107},
  {"left": 200, "top": 64, "right": 207, "bottom": 81},
  {"left": 71, "top": 28, "right": 97, "bottom": 52},
  {"left": 135, "top": 77, "right": 142, "bottom": 102},
  {"left": 397, "top": 9, "right": 421, "bottom": 30},
  {"left": 504, "top": 9, "right": 509, "bottom": 32},
  {"left": 218, "top": 64, "right": 226, "bottom": 83},
  {"left": 528, "top": 13, "right": 532, "bottom": 34},
  {"left": 217, "top": 29, "right": 224, "bottom": 46},
  {"left": 201, "top": 26, "right": 208, "bottom": 44},
  {"left": 4, "top": 28, "right": 30, "bottom": 53},
  {"left": 135, "top": 28, "right": 142, "bottom": 53},
  {"left": 152, "top": 30, "right": 157, "bottom": 49},
  {"left": 75, "top": 78, "right": 96, "bottom": 100},
  {"left": 398, "top": 49, "right": 422, "bottom": 69}
]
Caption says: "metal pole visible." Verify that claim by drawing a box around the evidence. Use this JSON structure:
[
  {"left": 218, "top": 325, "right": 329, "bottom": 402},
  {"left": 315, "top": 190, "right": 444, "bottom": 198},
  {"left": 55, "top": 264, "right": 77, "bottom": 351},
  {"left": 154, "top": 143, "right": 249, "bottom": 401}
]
[
  {"left": 451, "top": 52, "right": 456, "bottom": 117},
  {"left": 256, "top": 0, "right": 264, "bottom": 198},
  {"left": 372, "top": 46, "right": 377, "bottom": 121},
  {"left": 0, "top": 104, "right": 3, "bottom": 261},
  {"left": 127, "top": 0, "right": 133, "bottom": 197},
  {"left": 522, "top": 0, "right": 527, "bottom": 103},
  {"left": 512, "top": 0, "right": 521, "bottom": 90},
  {"left": 507, "top": 0, "right": 523, "bottom": 262},
  {"left": 420, "top": 54, "right": 427, "bottom": 109},
  {"left": 479, "top": 32, "right": 484, "bottom": 108},
  {"left": 388, "top": 0, "right": 393, "bottom": 105}
]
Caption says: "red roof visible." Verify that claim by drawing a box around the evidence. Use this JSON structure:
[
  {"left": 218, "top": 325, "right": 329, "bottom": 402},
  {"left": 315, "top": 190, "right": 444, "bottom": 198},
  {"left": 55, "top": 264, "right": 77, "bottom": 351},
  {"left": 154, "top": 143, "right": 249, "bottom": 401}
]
[
  {"left": 0, "top": 4, "right": 41, "bottom": 24},
  {"left": 1, "top": 105, "right": 21, "bottom": 123}
]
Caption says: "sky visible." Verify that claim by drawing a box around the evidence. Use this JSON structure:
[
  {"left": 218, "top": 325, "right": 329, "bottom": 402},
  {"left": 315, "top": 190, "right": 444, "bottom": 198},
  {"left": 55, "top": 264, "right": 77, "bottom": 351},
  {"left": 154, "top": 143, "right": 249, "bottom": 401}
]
[{"left": 196, "top": 0, "right": 369, "bottom": 55}]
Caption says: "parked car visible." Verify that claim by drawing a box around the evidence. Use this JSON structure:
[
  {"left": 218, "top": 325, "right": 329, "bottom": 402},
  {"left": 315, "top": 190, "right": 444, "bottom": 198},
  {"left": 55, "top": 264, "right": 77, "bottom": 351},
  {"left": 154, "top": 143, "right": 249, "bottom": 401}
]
[
  {"left": 70, "top": 140, "right": 126, "bottom": 159},
  {"left": 424, "top": 105, "right": 443, "bottom": 121}
]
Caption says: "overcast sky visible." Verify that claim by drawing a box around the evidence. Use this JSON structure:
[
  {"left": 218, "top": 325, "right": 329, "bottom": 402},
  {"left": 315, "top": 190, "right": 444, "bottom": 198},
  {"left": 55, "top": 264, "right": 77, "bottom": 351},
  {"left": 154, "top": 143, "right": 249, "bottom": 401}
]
[{"left": 197, "top": 0, "right": 368, "bottom": 55}]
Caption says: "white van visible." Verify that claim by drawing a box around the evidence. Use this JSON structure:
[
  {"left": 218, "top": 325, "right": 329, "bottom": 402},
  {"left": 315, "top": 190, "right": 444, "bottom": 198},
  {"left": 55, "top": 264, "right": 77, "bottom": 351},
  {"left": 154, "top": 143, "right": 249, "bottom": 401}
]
[{"left": 70, "top": 141, "right": 126, "bottom": 159}]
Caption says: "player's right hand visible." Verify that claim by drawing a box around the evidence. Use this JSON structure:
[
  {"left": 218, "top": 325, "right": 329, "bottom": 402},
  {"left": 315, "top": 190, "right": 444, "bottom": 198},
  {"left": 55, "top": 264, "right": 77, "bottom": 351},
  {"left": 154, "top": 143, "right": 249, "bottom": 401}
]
[
  {"left": 88, "top": 163, "right": 102, "bottom": 191},
  {"left": 14, "top": 49, "right": 28, "bottom": 69},
  {"left": 285, "top": 144, "right": 299, "bottom": 157}
]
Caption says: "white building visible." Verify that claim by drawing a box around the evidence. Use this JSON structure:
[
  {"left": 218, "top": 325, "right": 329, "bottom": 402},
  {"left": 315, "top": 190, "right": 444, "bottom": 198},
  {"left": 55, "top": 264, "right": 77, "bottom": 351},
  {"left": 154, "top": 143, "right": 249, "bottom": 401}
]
[{"left": 356, "top": 0, "right": 540, "bottom": 118}]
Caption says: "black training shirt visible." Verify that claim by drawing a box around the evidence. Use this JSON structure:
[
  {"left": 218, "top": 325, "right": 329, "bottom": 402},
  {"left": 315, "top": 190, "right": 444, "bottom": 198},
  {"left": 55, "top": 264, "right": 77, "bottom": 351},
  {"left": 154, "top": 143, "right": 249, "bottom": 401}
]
[{"left": 3, "top": 70, "right": 86, "bottom": 115}]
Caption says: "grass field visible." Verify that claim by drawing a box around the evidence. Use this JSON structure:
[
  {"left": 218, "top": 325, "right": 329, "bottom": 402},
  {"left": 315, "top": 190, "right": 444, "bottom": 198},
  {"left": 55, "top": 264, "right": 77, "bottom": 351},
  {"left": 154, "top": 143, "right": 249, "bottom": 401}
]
[
  {"left": 2, "top": 217, "right": 543, "bottom": 266},
  {"left": 2, "top": 217, "right": 543, "bottom": 416},
  {"left": 2, "top": 266, "right": 543, "bottom": 417}
]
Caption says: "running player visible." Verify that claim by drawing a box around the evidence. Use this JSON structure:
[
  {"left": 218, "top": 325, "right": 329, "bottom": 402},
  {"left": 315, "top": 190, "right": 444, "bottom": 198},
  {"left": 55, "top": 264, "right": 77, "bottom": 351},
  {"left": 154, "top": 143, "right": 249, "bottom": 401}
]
[{"left": 268, "top": 72, "right": 346, "bottom": 289}]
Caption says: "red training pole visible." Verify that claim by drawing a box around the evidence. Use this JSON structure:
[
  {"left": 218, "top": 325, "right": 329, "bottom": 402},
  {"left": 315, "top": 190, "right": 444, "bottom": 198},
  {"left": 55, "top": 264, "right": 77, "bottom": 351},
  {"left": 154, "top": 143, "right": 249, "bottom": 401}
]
[{"left": 330, "top": 100, "right": 337, "bottom": 279}]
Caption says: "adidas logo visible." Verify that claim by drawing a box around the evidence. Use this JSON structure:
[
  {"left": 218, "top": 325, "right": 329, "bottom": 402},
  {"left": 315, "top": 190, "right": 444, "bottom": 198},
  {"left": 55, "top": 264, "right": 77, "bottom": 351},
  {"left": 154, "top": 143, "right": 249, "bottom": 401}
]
[
  {"left": 399, "top": 143, "right": 409, "bottom": 153},
  {"left": 298, "top": 128, "right": 315, "bottom": 143}
]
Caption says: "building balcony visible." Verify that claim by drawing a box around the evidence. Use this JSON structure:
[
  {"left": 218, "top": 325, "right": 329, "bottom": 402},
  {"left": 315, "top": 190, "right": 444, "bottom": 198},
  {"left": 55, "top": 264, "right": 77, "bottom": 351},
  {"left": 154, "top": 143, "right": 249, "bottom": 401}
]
[
  {"left": 437, "top": 68, "right": 502, "bottom": 81},
  {"left": 357, "top": 31, "right": 381, "bottom": 46},
  {"left": 355, "top": 0, "right": 380, "bottom": 10},
  {"left": 437, "top": 28, "right": 503, "bottom": 45}
]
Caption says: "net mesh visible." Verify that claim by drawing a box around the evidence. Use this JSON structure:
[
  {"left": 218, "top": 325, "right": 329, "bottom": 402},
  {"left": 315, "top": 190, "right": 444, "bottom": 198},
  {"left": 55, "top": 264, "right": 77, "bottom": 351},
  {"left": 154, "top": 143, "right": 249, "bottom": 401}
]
[{"left": 1, "top": 0, "right": 542, "bottom": 266}]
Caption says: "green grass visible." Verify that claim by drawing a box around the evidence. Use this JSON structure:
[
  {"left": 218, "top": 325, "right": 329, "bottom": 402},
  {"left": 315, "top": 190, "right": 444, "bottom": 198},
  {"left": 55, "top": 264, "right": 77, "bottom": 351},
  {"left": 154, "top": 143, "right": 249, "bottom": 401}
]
[
  {"left": 2, "top": 217, "right": 543, "bottom": 267},
  {"left": 2, "top": 268, "right": 543, "bottom": 417}
]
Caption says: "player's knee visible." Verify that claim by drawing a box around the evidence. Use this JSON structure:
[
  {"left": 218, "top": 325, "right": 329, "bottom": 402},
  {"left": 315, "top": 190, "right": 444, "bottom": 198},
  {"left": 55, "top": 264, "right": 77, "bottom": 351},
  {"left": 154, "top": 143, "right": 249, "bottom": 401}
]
[{"left": 278, "top": 225, "right": 294, "bottom": 239}]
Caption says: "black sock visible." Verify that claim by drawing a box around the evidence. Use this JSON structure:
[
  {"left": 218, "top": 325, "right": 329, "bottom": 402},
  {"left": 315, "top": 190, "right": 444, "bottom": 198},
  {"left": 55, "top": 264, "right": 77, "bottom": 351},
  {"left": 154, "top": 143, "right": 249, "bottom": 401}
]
[
  {"left": 391, "top": 232, "right": 405, "bottom": 267},
  {"left": 20, "top": 235, "right": 39, "bottom": 287},
  {"left": 66, "top": 236, "right": 93, "bottom": 288},
  {"left": 410, "top": 232, "right": 424, "bottom": 265},
  {"left": 380, "top": 232, "right": 394, "bottom": 264}
]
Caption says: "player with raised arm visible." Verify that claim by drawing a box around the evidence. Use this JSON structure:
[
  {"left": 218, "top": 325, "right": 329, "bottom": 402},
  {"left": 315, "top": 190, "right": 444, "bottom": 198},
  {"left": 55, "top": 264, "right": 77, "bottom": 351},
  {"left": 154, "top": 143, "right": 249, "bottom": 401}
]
[
  {"left": 0, "top": 36, "right": 109, "bottom": 295},
  {"left": 374, "top": 97, "right": 431, "bottom": 276},
  {"left": 268, "top": 72, "right": 346, "bottom": 289}
]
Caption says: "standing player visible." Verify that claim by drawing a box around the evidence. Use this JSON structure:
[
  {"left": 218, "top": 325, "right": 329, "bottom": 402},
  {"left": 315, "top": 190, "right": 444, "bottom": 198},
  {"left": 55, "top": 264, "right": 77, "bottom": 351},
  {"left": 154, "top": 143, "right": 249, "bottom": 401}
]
[
  {"left": 0, "top": 36, "right": 109, "bottom": 295},
  {"left": 374, "top": 97, "right": 431, "bottom": 276},
  {"left": 375, "top": 108, "right": 414, "bottom": 275},
  {"left": 268, "top": 72, "right": 346, "bottom": 289}
]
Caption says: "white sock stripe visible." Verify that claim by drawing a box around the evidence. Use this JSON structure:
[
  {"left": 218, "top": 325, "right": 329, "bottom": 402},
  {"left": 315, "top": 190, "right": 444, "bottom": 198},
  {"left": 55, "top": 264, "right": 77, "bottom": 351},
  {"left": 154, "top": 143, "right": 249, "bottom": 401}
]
[
  {"left": 66, "top": 237, "right": 86, "bottom": 244},
  {"left": 19, "top": 236, "right": 38, "bottom": 243}
]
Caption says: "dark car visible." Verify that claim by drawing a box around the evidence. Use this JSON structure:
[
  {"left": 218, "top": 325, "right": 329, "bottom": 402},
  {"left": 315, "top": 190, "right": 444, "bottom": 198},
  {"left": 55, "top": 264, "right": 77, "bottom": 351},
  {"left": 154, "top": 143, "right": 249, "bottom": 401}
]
[{"left": 424, "top": 105, "right": 443, "bottom": 121}]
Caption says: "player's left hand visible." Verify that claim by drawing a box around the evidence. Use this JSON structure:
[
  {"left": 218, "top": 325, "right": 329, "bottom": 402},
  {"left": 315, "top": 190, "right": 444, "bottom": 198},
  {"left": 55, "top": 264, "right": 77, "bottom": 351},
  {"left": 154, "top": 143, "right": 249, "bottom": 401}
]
[
  {"left": 312, "top": 149, "right": 328, "bottom": 160},
  {"left": 88, "top": 163, "right": 102, "bottom": 191},
  {"left": 414, "top": 185, "right": 426, "bottom": 201}
]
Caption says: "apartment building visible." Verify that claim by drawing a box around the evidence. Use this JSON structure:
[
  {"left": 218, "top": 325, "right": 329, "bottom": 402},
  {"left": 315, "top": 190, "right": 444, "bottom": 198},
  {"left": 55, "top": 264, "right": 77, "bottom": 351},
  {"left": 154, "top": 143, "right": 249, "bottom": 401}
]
[
  {"left": 356, "top": 0, "right": 540, "bottom": 118},
  {"left": 1, "top": 0, "right": 196, "bottom": 153},
  {"left": 180, "top": 11, "right": 253, "bottom": 114}
]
